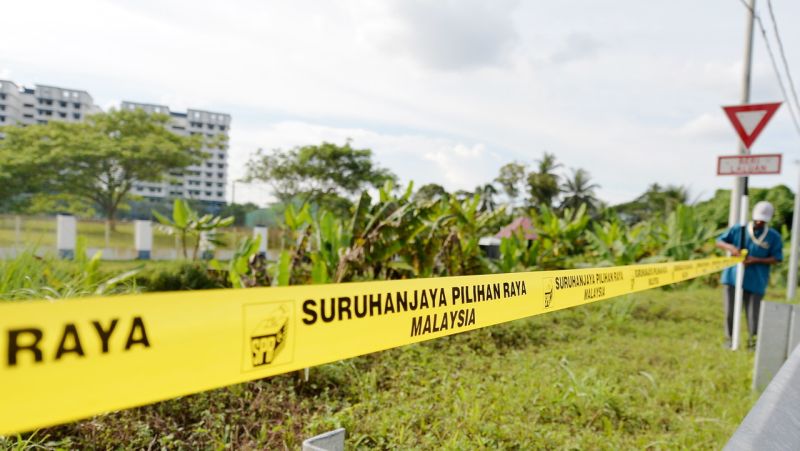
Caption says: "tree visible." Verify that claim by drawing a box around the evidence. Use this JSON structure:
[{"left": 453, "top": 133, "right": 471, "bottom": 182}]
[
  {"left": 495, "top": 162, "right": 526, "bottom": 206},
  {"left": 613, "top": 183, "right": 689, "bottom": 224},
  {"left": 244, "top": 141, "right": 396, "bottom": 210},
  {"left": 414, "top": 183, "right": 448, "bottom": 203},
  {"left": 560, "top": 168, "right": 600, "bottom": 212},
  {"left": 527, "top": 152, "right": 562, "bottom": 209},
  {"left": 0, "top": 108, "right": 205, "bottom": 228},
  {"left": 475, "top": 183, "right": 499, "bottom": 212}
]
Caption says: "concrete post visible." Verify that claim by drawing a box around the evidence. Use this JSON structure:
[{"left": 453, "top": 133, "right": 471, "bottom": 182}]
[
  {"left": 200, "top": 231, "right": 214, "bottom": 260},
  {"left": 134, "top": 220, "right": 153, "bottom": 260},
  {"left": 302, "top": 428, "right": 345, "bottom": 451},
  {"left": 56, "top": 215, "right": 77, "bottom": 260},
  {"left": 254, "top": 226, "right": 268, "bottom": 257},
  {"left": 753, "top": 302, "right": 792, "bottom": 390}
]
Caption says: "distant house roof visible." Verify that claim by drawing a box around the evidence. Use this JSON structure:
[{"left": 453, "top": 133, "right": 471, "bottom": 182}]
[{"left": 495, "top": 217, "right": 537, "bottom": 240}]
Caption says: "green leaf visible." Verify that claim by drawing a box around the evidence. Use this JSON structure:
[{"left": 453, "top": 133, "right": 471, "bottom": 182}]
[
  {"left": 386, "top": 261, "right": 417, "bottom": 276},
  {"left": 311, "top": 254, "right": 329, "bottom": 284},
  {"left": 173, "top": 199, "right": 190, "bottom": 228},
  {"left": 152, "top": 210, "right": 173, "bottom": 226}
]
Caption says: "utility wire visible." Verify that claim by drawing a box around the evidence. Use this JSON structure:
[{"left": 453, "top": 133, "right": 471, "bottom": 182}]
[
  {"left": 736, "top": 0, "right": 800, "bottom": 137},
  {"left": 766, "top": 0, "right": 800, "bottom": 133}
]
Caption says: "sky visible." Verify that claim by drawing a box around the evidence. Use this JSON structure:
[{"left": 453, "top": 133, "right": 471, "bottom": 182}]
[{"left": 2, "top": 0, "right": 800, "bottom": 207}]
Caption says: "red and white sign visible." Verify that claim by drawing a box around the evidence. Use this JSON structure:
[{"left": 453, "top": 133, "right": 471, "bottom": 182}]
[
  {"left": 717, "top": 153, "right": 782, "bottom": 176},
  {"left": 722, "top": 102, "right": 781, "bottom": 149}
]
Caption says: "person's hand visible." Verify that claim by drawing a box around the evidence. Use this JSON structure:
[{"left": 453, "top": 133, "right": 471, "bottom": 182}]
[
  {"left": 744, "top": 256, "right": 757, "bottom": 266},
  {"left": 729, "top": 247, "right": 741, "bottom": 257}
]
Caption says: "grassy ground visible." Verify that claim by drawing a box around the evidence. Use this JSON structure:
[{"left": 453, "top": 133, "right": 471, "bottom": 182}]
[
  {"left": 6, "top": 285, "right": 765, "bottom": 449},
  {"left": 0, "top": 215, "right": 274, "bottom": 254}
]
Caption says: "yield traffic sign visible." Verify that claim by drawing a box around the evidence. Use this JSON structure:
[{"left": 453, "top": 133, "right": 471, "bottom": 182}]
[{"left": 722, "top": 102, "right": 781, "bottom": 149}]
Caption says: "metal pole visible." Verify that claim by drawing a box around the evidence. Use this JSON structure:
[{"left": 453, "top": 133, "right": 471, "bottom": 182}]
[
  {"left": 732, "top": 179, "right": 749, "bottom": 351},
  {"left": 788, "top": 162, "right": 800, "bottom": 300},
  {"left": 729, "top": 0, "right": 757, "bottom": 228},
  {"left": 730, "top": 0, "right": 756, "bottom": 351}
]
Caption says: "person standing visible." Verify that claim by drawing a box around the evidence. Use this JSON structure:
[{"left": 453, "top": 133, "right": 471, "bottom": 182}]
[{"left": 715, "top": 201, "right": 783, "bottom": 348}]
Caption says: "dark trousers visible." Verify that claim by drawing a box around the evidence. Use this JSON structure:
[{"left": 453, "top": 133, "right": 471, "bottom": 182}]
[{"left": 723, "top": 284, "right": 764, "bottom": 339}]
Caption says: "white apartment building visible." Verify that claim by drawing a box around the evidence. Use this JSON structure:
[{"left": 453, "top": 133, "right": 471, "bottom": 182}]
[
  {"left": 0, "top": 80, "right": 100, "bottom": 128},
  {"left": 121, "top": 101, "right": 230, "bottom": 208},
  {"left": 0, "top": 79, "right": 230, "bottom": 209}
]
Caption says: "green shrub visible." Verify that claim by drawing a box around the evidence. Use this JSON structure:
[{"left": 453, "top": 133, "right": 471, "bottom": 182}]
[{"left": 137, "top": 262, "right": 221, "bottom": 292}]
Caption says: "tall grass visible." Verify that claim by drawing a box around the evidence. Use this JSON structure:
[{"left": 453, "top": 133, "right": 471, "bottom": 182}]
[{"left": 0, "top": 243, "right": 138, "bottom": 300}]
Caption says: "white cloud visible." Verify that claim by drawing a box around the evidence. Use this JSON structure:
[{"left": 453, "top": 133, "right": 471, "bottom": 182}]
[
  {"left": 355, "top": 0, "right": 520, "bottom": 71},
  {"left": 3, "top": 0, "right": 800, "bottom": 209}
]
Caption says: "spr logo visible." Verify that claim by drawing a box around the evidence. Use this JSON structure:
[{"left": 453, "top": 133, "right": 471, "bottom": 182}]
[
  {"left": 543, "top": 278, "right": 554, "bottom": 308},
  {"left": 242, "top": 302, "right": 294, "bottom": 372}
]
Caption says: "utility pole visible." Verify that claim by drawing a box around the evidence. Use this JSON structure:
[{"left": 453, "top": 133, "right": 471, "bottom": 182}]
[
  {"left": 729, "top": 0, "right": 757, "bottom": 228},
  {"left": 730, "top": 0, "right": 757, "bottom": 351}
]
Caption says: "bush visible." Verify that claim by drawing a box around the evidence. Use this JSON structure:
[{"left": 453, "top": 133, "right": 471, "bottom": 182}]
[{"left": 137, "top": 262, "right": 221, "bottom": 292}]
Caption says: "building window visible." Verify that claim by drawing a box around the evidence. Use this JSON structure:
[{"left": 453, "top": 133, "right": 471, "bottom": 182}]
[
  {"left": 23, "top": 114, "right": 33, "bottom": 119},
  {"left": 217, "top": 164, "right": 224, "bottom": 169},
  {"left": 59, "top": 101, "right": 67, "bottom": 107},
  {"left": 207, "top": 124, "right": 213, "bottom": 130},
  {"left": 73, "top": 103, "right": 80, "bottom": 109},
  {"left": 58, "top": 112, "right": 67, "bottom": 118},
  {"left": 205, "top": 182, "right": 212, "bottom": 187},
  {"left": 217, "top": 183, "right": 223, "bottom": 187},
  {"left": 37, "top": 120, "right": 47, "bottom": 124},
  {"left": 206, "top": 163, "right": 213, "bottom": 168},
  {"left": 0, "top": 94, "right": 5, "bottom": 100},
  {"left": 219, "top": 125, "right": 226, "bottom": 131},
  {"left": 0, "top": 105, "right": 5, "bottom": 111},
  {"left": 73, "top": 113, "right": 80, "bottom": 119},
  {"left": 62, "top": 91, "right": 70, "bottom": 98},
  {"left": 72, "top": 92, "right": 78, "bottom": 98},
  {"left": 217, "top": 191, "right": 224, "bottom": 197},
  {"left": 218, "top": 172, "right": 224, "bottom": 178},
  {"left": 0, "top": 116, "right": 4, "bottom": 123}
]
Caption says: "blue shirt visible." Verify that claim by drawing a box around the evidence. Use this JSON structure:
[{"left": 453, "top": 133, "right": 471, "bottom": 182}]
[{"left": 719, "top": 224, "right": 783, "bottom": 295}]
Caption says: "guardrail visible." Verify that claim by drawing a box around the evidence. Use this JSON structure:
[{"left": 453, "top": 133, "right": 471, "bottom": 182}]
[{"left": 726, "top": 344, "right": 800, "bottom": 450}]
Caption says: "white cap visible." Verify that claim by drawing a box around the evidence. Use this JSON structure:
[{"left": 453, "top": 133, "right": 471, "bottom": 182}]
[{"left": 752, "top": 201, "right": 774, "bottom": 222}]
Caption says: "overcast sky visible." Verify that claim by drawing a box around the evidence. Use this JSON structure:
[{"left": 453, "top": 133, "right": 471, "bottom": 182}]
[{"left": 3, "top": 0, "right": 800, "bottom": 207}]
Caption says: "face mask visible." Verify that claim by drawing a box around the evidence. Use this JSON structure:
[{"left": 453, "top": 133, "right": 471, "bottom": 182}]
[{"left": 748, "top": 222, "right": 770, "bottom": 249}]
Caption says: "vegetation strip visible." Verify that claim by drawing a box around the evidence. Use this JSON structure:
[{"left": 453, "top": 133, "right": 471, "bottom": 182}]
[{"left": 0, "top": 256, "right": 739, "bottom": 435}]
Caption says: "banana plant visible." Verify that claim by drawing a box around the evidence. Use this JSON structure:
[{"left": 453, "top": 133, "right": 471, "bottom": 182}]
[
  {"left": 153, "top": 199, "right": 234, "bottom": 260},
  {"left": 533, "top": 204, "right": 590, "bottom": 269},
  {"left": 586, "top": 217, "right": 655, "bottom": 266},
  {"left": 656, "top": 204, "right": 717, "bottom": 261}
]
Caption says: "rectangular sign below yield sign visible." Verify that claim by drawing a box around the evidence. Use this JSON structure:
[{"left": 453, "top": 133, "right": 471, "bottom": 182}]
[{"left": 717, "top": 154, "right": 782, "bottom": 176}]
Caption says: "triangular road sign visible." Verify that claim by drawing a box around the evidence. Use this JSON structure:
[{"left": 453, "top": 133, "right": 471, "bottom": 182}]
[{"left": 722, "top": 102, "right": 781, "bottom": 149}]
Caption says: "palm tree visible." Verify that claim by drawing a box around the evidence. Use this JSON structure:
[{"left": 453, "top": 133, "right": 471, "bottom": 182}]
[
  {"left": 560, "top": 168, "right": 600, "bottom": 212},
  {"left": 476, "top": 183, "right": 499, "bottom": 212},
  {"left": 527, "top": 152, "right": 562, "bottom": 209}
]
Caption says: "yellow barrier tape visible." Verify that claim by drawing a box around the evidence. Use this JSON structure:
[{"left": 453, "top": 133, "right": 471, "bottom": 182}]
[{"left": 0, "top": 256, "right": 739, "bottom": 434}]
